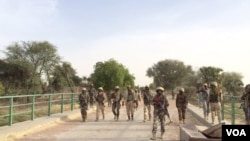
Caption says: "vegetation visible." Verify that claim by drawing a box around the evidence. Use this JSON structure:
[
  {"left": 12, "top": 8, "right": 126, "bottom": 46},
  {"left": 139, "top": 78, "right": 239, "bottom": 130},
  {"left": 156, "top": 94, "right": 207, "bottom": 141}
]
[
  {"left": 91, "top": 58, "right": 135, "bottom": 91},
  {"left": 0, "top": 41, "right": 245, "bottom": 97}
]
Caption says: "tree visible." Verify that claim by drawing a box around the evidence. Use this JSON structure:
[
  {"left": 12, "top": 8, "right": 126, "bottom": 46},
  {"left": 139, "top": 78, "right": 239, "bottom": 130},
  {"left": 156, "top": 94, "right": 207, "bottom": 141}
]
[
  {"left": 4, "top": 41, "right": 60, "bottom": 94},
  {"left": 50, "top": 62, "right": 81, "bottom": 92},
  {"left": 0, "top": 59, "right": 31, "bottom": 94},
  {"left": 199, "top": 66, "right": 224, "bottom": 84},
  {"left": 222, "top": 72, "right": 244, "bottom": 95},
  {"left": 146, "top": 59, "right": 193, "bottom": 90},
  {"left": 90, "top": 59, "right": 135, "bottom": 91}
]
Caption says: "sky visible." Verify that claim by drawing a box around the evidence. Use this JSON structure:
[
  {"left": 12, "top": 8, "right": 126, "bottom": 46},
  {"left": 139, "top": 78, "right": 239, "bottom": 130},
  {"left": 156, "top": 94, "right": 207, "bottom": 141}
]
[{"left": 0, "top": 0, "right": 250, "bottom": 86}]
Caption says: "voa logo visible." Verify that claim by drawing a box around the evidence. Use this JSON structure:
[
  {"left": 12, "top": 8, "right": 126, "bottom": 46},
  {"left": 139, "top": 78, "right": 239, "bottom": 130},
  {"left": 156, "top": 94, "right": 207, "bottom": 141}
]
[{"left": 226, "top": 129, "right": 246, "bottom": 136}]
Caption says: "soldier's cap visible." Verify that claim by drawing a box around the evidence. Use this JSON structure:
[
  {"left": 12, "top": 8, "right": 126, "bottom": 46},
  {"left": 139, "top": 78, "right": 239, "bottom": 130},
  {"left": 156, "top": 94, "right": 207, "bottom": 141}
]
[
  {"left": 145, "top": 85, "right": 149, "bottom": 88},
  {"left": 98, "top": 87, "right": 103, "bottom": 91},
  {"left": 179, "top": 88, "right": 185, "bottom": 92},
  {"left": 156, "top": 86, "right": 164, "bottom": 92},
  {"left": 210, "top": 82, "right": 218, "bottom": 87},
  {"left": 82, "top": 87, "right": 87, "bottom": 91},
  {"left": 115, "top": 86, "right": 119, "bottom": 89}
]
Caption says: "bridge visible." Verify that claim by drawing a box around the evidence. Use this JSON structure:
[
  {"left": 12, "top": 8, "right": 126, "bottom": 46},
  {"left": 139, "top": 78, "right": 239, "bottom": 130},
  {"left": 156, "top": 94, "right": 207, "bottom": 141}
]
[{"left": 0, "top": 97, "right": 224, "bottom": 141}]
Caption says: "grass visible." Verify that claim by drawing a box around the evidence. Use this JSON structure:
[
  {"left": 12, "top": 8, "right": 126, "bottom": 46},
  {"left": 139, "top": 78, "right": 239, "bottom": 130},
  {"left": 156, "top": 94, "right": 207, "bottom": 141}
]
[{"left": 0, "top": 104, "right": 80, "bottom": 126}]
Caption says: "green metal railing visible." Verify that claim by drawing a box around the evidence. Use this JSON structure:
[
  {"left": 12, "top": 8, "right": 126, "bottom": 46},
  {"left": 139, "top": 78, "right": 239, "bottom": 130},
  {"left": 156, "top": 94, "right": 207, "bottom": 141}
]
[
  {"left": 0, "top": 93, "right": 80, "bottom": 126},
  {"left": 191, "top": 94, "right": 245, "bottom": 125}
]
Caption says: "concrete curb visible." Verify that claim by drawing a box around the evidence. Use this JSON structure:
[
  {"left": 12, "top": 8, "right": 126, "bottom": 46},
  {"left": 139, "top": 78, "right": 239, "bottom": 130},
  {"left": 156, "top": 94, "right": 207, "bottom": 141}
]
[
  {"left": 187, "top": 105, "right": 212, "bottom": 128},
  {"left": 187, "top": 103, "right": 230, "bottom": 127}
]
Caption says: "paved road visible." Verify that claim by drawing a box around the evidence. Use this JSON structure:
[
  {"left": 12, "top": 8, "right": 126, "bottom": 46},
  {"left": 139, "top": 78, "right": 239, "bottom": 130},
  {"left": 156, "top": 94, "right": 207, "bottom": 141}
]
[{"left": 14, "top": 98, "right": 204, "bottom": 141}]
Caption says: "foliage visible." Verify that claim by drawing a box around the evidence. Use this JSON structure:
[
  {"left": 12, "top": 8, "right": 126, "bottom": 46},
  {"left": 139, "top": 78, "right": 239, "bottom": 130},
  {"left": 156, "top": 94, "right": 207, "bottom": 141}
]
[
  {"left": 146, "top": 59, "right": 193, "bottom": 90},
  {"left": 50, "top": 62, "right": 82, "bottom": 92},
  {"left": 222, "top": 72, "right": 244, "bottom": 95},
  {"left": 90, "top": 58, "right": 135, "bottom": 91},
  {"left": 3, "top": 41, "right": 60, "bottom": 94},
  {"left": 199, "top": 66, "right": 223, "bottom": 84},
  {"left": 0, "top": 60, "right": 31, "bottom": 94}
]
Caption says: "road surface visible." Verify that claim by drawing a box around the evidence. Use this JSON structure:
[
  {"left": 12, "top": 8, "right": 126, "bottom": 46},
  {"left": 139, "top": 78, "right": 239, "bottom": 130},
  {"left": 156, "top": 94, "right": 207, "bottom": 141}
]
[{"left": 14, "top": 98, "right": 204, "bottom": 141}]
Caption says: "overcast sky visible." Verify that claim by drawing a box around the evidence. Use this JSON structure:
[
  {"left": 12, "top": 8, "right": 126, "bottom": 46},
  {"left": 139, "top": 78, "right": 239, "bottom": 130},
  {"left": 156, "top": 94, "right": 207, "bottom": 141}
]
[{"left": 0, "top": 0, "right": 250, "bottom": 86}]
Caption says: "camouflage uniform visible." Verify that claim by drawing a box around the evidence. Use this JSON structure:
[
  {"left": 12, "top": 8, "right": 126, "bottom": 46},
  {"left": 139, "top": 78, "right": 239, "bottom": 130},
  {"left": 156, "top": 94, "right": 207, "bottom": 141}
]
[
  {"left": 88, "top": 84, "right": 96, "bottom": 108},
  {"left": 142, "top": 86, "right": 153, "bottom": 122},
  {"left": 208, "top": 82, "right": 222, "bottom": 124},
  {"left": 197, "top": 83, "right": 210, "bottom": 120},
  {"left": 125, "top": 85, "right": 135, "bottom": 121},
  {"left": 176, "top": 88, "right": 188, "bottom": 124},
  {"left": 111, "top": 86, "right": 123, "bottom": 121},
  {"left": 78, "top": 88, "right": 90, "bottom": 122},
  {"left": 107, "top": 91, "right": 112, "bottom": 107},
  {"left": 133, "top": 89, "right": 141, "bottom": 110},
  {"left": 150, "top": 87, "right": 169, "bottom": 140},
  {"left": 95, "top": 87, "right": 106, "bottom": 121},
  {"left": 241, "top": 84, "right": 250, "bottom": 125},
  {"left": 171, "top": 90, "right": 175, "bottom": 100}
]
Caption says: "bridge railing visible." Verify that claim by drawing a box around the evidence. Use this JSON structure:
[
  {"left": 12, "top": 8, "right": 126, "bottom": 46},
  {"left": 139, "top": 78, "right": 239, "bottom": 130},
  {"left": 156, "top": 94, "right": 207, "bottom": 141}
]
[
  {"left": 189, "top": 94, "right": 245, "bottom": 125},
  {"left": 0, "top": 93, "right": 80, "bottom": 126}
]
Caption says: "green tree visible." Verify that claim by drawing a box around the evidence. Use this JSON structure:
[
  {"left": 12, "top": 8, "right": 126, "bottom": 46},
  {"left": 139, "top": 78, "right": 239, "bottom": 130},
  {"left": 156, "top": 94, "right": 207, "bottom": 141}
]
[
  {"left": 4, "top": 41, "right": 60, "bottom": 94},
  {"left": 222, "top": 72, "right": 244, "bottom": 95},
  {"left": 199, "top": 66, "right": 224, "bottom": 84},
  {"left": 146, "top": 59, "right": 193, "bottom": 91},
  {"left": 50, "top": 62, "right": 81, "bottom": 92},
  {"left": 91, "top": 59, "right": 135, "bottom": 91},
  {"left": 0, "top": 60, "right": 31, "bottom": 94}
]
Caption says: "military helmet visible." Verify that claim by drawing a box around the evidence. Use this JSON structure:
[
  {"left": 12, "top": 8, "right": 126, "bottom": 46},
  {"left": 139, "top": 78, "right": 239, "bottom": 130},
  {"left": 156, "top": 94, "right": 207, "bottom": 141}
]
[
  {"left": 82, "top": 87, "right": 87, "bottom": 91},
  {"left": 245, "top": 84, "right": 250, "bottom": 93},
  {"left": 203, "top": 83, "right": 208, "bottom": 87},
  {"left": 156, "top": 86, "right": 164, "bottom": 92},
  {"left": 210, "top": 81, "right": 218, "bottom": 87},
  {"left": 127, "top": 85, "right": 131, "bottom": 88},
  {"left": 115, "top": 86, "right": 119, "bottom": 89},
  {"left": 179, "top": 88, "right": 185, "bottom": 92},
  {"left": 98, "top": 87, "right": 103, "bottom": 91}
]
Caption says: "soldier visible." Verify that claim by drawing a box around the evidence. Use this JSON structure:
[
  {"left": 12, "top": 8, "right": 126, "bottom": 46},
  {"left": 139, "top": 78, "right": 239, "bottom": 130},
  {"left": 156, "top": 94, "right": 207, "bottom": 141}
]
[
  {"left": 124, "top": 85, "right": 135, "bottom": 121},
  {"left": 95, "top": 87, "right": 106, "bottom": 121},
  {"left": 197, "top": 83, "right": 210, "bottom": 120},
  {"left": 133, "top": 89, "right": 141, "bottom": 111},
  {"left": 88, "top": 84, "right": 96, "bottom": 108},
  {"left": 107, "top": 91, "right": 112, "bottom": 107},
  {"left": 142, "top": 85, "right": 153, "bottom": 122},
  {"left": 171, "top": 90, "right": 175, "bottom": 100},
  {"left": 208, "top": 81, "right": 222, "bottom": 124},
  {"left": 176, "top": 87, "right": 188, "bottom": 124},
  {"left": 240, "top": 84, "right": 250, "bottom": 125},
  {"left": 150, "top": 86, "right": 169, "bottom": 140},
  {"left": 78, "top": 87, "right": 90, "bottom": 122},
  {"left": 110, "top": 86, "right": 123, "bottom": 121}
]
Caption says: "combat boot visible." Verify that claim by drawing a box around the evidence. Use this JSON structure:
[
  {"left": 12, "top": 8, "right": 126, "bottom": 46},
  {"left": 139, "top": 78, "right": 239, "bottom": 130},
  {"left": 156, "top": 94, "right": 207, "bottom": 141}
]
[
  {"left": 131, "top": 114, "right": 134, "bottom": 120},
  {"left": 160, "top": 132, "right": 164, "bottom": 139},
  {"left": 117, "top": 115, "right": 119, "bottom": 121},
  {"left": 150, "top": 133, "right": 156, "bottom": 140},
  {"left": 127, "top": 115, "right": 130, "bottom": 121}
]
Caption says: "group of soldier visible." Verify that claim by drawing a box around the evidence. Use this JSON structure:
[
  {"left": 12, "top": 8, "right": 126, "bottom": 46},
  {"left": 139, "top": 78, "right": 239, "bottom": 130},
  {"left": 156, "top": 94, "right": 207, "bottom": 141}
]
[
  {"left": 197, "top": 81, "right": 250, "bottom": 125},
  {"left": 78, "top": 84, "right": 189, "bottom": 140},
  {"left": 197, "top": 81, "right": 222, "bottom": 124}
]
